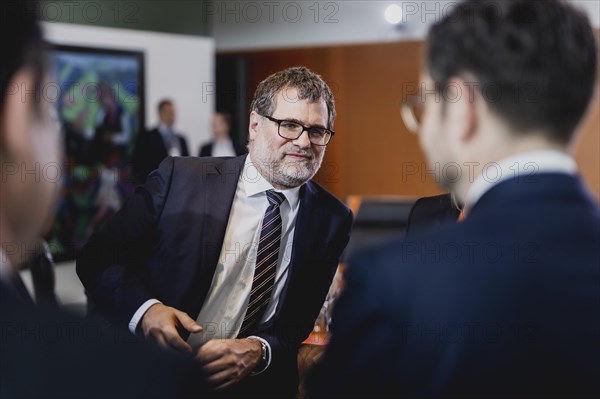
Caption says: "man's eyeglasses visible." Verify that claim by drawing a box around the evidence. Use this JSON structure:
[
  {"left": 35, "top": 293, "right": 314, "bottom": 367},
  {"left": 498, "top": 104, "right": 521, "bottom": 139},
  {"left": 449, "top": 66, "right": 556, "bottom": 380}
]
[
  {"left": 400, "top": 95, "right": 425, "bottom": 134},
  {"left": 261, "top": 114, "right": 335, "bottom": 146}
]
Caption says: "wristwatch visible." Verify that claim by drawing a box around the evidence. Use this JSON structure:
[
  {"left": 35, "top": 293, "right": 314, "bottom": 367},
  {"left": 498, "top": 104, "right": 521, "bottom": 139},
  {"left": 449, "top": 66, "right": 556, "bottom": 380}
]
[
  {"left": 256, "top": 339, "right": 268, "bottom": 370},
  {"left": 248, "top": 337, "right": 269, "bottom": 375}
]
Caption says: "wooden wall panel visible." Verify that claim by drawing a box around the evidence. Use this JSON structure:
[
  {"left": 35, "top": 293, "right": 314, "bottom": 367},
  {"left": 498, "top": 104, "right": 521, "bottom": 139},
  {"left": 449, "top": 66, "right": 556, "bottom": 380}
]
[
  {"left": 574, "top": 87, "right": 600, "bottom": 201},
  {"left": 572, "top": 30, "right": 600, "bottom": 201},
  {"left": 223, "top": 31, "right": 600, "bottom": 201},
  {"left": 328, "top": 41, "right": 442, "bottom": 199}
]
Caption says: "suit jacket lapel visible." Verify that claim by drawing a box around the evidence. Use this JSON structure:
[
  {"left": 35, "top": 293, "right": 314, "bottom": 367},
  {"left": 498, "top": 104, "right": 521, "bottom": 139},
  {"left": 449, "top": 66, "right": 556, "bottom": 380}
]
[{"left": 190, "top": 155, "right": 246, "bottom": 318}]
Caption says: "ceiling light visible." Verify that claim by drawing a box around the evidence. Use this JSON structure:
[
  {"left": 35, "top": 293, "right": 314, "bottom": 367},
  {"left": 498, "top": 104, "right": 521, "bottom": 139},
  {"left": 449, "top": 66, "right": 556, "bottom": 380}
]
[{"left": 384, "top": 4, "right": 403, "bottom": 25}]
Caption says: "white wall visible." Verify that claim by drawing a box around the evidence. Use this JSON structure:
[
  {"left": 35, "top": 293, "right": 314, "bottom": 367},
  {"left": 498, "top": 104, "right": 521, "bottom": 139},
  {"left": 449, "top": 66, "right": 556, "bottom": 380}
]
[
  {"left": 212, "top": 0, "right": 600, "bottom": 52},
  {"left": 42, "top": 22, "right": 215, "bottom": 153}
]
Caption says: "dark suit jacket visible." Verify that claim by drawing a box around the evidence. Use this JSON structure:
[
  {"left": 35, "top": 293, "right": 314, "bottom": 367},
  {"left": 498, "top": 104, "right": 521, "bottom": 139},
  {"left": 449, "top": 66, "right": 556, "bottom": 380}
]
[
  {"left": 405, "top": 193, "right": 461, "bottom": 237},
  {"left": 77, "top": 154, "right": 353, "bottom": 396},
  {"left": 132, "top": 127, "right": 190, "bottom": 183},
  {"left": 0, "top": 281, "right": 203, "bottom": 398},
  {"left": 23, "top": 245, "right": 59, "bottom": 308},
  {"left": 308, "top": 174, "right": 600, "bottom": 398},
  {"left": 198, "top": 141, "right": 246, "bottom": 157}
]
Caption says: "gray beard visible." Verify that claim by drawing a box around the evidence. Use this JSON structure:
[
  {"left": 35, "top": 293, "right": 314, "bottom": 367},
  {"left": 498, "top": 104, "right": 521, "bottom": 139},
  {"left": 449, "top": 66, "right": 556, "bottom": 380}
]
[
  {"left": 273, "top": 159, "right": 321, "bottom": 188},
  {"left": 249, "top": 141, "right": 323, "bottom": 189}
]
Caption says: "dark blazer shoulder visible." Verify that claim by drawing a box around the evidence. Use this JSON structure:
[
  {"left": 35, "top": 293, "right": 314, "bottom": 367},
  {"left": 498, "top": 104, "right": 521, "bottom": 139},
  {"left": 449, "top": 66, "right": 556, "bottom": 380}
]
[
  {"left": 411, "top": 193, "right": 453, "bottom": 210},
  {"left": 176, "top": 134, "right": 189, "bottom": 156},
  {"left": 305, "top": 179, "right": 352, "bottom": 219},
  {"left": 347, "top": 217, "right": 466, "bottom": 288},
  {"left": 406, "top": 193, "right": 460, "bottom": 237},
  {"left": 142, "top": 127, "right": 163, "bottom": 143},
  {"left": 170, "top": 154, "right": 245, "bottom": 172},
  {"left": 163, "top": 155, "right": 246, "bottom": 189},
  {"left": 199, "top": 143, "right": 213, "bottom": 157}
]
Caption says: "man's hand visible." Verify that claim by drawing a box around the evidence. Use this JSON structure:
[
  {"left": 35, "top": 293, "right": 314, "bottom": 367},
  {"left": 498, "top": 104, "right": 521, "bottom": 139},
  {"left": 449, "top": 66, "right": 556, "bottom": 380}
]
[
  {"left": 195, "top": 338, "right": 262, "bottom": 391},
  {"left": 140, "top": 303, "right": 202, "bottom": 353}
]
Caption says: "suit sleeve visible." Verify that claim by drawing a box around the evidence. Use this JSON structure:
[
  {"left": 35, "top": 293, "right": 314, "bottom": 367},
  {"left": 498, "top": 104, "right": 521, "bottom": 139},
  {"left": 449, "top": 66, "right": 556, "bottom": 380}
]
[
  {"left": 305, "top": 250, "right": 399, "bottom": 398},
  {"left": 254, "top": 208, "right": 354, "bottom": 365},
  {"left": 76, "top": 157, "right": 175, "bottom": 325}
]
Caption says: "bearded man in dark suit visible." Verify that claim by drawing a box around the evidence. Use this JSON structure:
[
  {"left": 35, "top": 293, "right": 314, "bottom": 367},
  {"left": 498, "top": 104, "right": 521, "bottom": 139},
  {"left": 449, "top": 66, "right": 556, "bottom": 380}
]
[{"left": 78, "top": 66, "right": 353, "bottom": 397}]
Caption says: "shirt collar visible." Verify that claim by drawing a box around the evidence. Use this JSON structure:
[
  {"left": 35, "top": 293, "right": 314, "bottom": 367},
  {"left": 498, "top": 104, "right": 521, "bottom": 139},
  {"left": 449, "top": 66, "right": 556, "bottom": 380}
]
[
  {"left": 214, "top": 137, "right": 233, "bottom": 145},
  {"left": 241, "top": 155, "right": 301, "bottom": 210},
  {"left": 158, "top": 124, "right": 174, "bottom": 135},
  {"left": 465, "top": 149, "right": 577, "bottom": 212}
]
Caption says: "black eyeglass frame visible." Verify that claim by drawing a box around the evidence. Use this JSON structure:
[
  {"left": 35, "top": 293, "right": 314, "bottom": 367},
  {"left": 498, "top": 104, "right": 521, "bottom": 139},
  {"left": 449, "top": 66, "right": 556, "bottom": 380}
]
[{"left": 260, "top": 114, "right": 335, "bottom": 146}]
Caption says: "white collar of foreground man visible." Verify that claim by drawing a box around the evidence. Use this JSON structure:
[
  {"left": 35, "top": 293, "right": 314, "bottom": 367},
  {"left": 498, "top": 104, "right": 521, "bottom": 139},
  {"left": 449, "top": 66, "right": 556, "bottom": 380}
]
[
  {"left": 464, "top": 150, "right": 578, "bottom": 213},
  {"left": 241, "top": 155, "right": 302, "bottom": 210}
]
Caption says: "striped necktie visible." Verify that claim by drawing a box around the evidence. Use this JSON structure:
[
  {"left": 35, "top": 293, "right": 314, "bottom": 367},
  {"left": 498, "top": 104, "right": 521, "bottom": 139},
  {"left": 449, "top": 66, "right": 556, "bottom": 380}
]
[{"left": 238, "top": 189, "right": 285, "bottom": 336}]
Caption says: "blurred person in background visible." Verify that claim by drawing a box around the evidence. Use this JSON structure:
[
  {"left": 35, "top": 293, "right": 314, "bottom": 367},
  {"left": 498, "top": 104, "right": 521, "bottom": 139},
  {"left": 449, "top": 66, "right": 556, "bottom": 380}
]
[
  {"left": 199, "top": 111, "right": 246, "bottom": 157},
  {"left": 308, "top": 0, "right": 600, "bottom": 397},
  {"left": 0, "top": 2, "right": 202, "bottom": 397},
  {"left": 405, "top": 193, "right": 462, "bottom": 237},
  {"left": 132, "top": 99, "right": 189, "bottom": 182}
]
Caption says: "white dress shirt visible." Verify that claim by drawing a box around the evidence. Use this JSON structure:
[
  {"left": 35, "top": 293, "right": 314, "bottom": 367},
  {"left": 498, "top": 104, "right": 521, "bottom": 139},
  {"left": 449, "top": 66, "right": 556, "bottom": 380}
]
[
  {"left": 129, "top": 156, "right": 301, "bottom": 371},
  {"left": 211, "top": 138, "right": 237, "bottom": 157},
  {"left": 464, "top": 150, "right": 578, "bottom": 213}
]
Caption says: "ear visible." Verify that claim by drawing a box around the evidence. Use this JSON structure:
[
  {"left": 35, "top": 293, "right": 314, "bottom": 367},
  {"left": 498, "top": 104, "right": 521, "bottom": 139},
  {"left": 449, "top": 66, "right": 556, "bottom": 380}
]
[
  {"left": 445, "top": 77, "right": 478, "bottom": 145},
  {"left": 248, "top": 111, "right": 261, "bottom": 141}
]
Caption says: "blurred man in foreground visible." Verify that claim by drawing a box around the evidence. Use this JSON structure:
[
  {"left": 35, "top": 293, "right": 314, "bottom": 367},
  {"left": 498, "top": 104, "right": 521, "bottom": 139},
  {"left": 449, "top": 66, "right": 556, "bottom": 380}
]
[
  {"left": 309, "top": 0, "right": 599, "bottom": 397},
  {"left": 0, "top": 2, "right": 200, "bottom": 397}
]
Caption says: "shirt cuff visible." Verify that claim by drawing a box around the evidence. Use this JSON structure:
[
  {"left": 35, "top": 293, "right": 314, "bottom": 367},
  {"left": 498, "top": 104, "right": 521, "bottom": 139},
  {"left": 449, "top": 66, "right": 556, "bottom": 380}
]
[
  {"left": 247, "top": 335, "right": 272, "bottom": 376},
  {"left": 128, "top": 299, "right": 162, "bottom": 334}
]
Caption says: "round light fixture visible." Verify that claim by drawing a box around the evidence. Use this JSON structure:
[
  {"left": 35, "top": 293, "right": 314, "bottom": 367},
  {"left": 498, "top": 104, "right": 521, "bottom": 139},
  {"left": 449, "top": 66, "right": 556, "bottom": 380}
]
[{"left": 384, "top": 4, "right": 403, "bottom": 25}]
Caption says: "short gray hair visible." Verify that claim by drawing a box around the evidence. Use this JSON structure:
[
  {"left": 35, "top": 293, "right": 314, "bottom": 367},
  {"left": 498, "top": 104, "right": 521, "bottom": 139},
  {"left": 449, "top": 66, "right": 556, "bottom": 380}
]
[{"left": 250, "top": 66, "right": 336, "bottom": 129}]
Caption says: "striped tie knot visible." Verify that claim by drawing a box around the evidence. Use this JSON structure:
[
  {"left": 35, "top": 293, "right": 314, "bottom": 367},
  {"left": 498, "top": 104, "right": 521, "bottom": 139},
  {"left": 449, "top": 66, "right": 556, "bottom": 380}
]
[{"left": 266, "top": 189, "right": 285, "bottom": 207}]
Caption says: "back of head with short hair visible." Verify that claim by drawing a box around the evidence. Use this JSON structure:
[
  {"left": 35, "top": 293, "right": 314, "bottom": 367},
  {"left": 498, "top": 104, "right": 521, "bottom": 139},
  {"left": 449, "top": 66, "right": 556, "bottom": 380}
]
[
  {"left": 426, "top": 0, "right": 597, "bottom": 144},
  {"left": 250, "top": 66, "right": 336, "bottom": 129}
]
